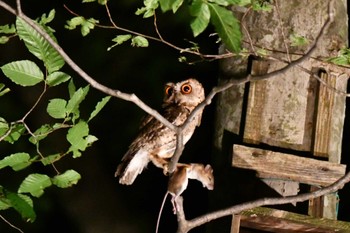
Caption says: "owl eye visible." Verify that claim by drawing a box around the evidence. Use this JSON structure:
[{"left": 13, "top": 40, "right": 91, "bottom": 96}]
[
  {"left": 181, "top": 84, "right": 192, "bottom": 94},
  {"left": 165, "top": 86, "right": 173, "bottom": 97}
]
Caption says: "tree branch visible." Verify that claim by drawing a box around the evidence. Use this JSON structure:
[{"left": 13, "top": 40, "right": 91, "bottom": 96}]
[
  {"left": 174, "top": 169, "right": 350, "bottom": 233},
  {"left": 157, "top": 0, "right": 336, "bottom": 174},
  {"left": 0, "top": 0, "right": 176, "bottom": 132}
]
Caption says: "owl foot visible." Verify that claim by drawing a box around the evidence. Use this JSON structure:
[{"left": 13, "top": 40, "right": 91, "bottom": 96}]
[{"left": 163, "top": 164, "right": 170, "bottom": 176}]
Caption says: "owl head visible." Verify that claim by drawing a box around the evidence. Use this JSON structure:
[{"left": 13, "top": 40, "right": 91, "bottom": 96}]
[{"left": 164, "top": 78, "right": 205, "bottom": 107}]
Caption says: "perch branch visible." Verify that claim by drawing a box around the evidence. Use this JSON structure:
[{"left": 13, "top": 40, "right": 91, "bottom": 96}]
[{"left": 175, "top": 170, "right": 350, "bottom": 232}]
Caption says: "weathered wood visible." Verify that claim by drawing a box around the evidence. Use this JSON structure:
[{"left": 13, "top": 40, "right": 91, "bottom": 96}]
[
  {"left": 240, "top": 207, "right": 350, "bottom": 233},
  {"left": 310, "top": 70, "right": 348, "bottom": 219},
  {"left": 308, "top": 186, "right": 324, "bottom": 218},
  {"left": 313, "top": 72, "right": 335, "bottom": 158},
  {"left": 243, "top": 62, "right": 316, "bottom": 151},
  {"left": 230, "top": 214, "right": 241, "bottom": 233},
  {"left": 260, "top": 179, "right": 299, "bottom": 206},
  {"left": 232, "top": 145, "right": 346, "bottom": 186},
  {"left": 212, "top": 1, "right": 348, "bottom": 231}
]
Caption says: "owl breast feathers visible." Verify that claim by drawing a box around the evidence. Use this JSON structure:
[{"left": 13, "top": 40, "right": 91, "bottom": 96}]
[{"left": 115, "top": 78, "right": 205, "bottom": 185}]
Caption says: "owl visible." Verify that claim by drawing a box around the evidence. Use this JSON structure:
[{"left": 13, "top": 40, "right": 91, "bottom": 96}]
[{"left": 115, "top": 78, "right": 205, "bottom": 185}]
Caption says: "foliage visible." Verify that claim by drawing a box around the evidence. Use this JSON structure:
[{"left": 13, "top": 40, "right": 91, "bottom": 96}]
[
  {"left": 0, "top": 9, "right": 110, "bottom": 224},
  {"left": 289, "top": 33, "right": 309, "bottom": 47},
  {"left": 0, "top": 0, "right": 276, "bottom": 229},
  {"left": 73, "top": 0, "right": 254, "bottom": 53},
  {"left": 328, "top": 47, "right": 350, "bottom": 66}
]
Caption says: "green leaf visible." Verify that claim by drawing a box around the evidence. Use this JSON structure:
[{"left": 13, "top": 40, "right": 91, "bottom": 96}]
[
  {"left": 38, "top": 9, "right": 55, "bottom": 25},
  {"left": 85, "top": 135, "right": 98, "bottom": 145},
  {"left": 1, "top": 60, "right": 44, "bottom": 86},
  {"left": 112, "top": 34, "right": 132, "bottom": 44},
  {"left": 4, "top": 123, "right": 26, "bottom": 144},
  {"left": 107, "top": 34, "right": 132, "bottom": 51},
  {"left": 135, "top": 0, "right": 159, "bottom": 18},
  {"left": 81, "top": 18, "right": 99, "bottom": 36},
  {"left": 88, "top": 96, "right": 111, "bottom": 122},
  {"left": 67, "top": 121, "right": 89, "bottom": 158},
  {"left": 16, "top": 17, "right": 64, "bottom": 74},
  {"left": 172, "top": 0, "right": 184, "bottom": 13},
  {"left": 47, "top": 98, "right": 67, "bottom": 119},
  {"left": 252, "top": 0, "right": 273, "bottom": 11},
  {"left": 159, "top": 0, "right": 172, "bottom": 12},
  {"left": 5, "top": 192, "right": 36, "bottom": 222},
  {"left": 98, "top": 0, "right": 107, "bottom": 4},
  {"left": 208, "top": 3, "right": 241, "bottom": 52},
  {"left": 0, "top": 83, "right": 10, "bottom": 97},
  {"left": 0, "top": 196, "right": 11, "bottom": 210},
  {"left": 209, "top": 0, "right": 232, "bottom": 6},
  {"left": 0, "top": 36, "right": 9, "bottom": 44},
  {"left": 68, "top": 79, "right": 76, "bottom": 98},
  {"left": 52, "top": 170, "right": 81, "bottom": 188},
  {"left": 131, "top": 36, "right": 149, "bottom": 47},
  {"left": 66, "top": 86, "right": 90, "bottom": 119},
  {"left": 0, "top": 117, "right": 9, "bottom": 139},
  {"left": 46, "top": 71, "right": 71, "bottom": 87},
  {"left": 65, "top": 17, "right": 84, "bottom": 30},
  {"left": 40, "top": 154, "right": 61, "bottom": 166},
  {"left": 0, "top": 24, "right": 16, "bottom": 34},
  {"left": 65, "top": 17, "right": 99, "bottom": 36},
  {"left": 190, "top": 0, "right": 210, "bottom": 37},
  {"left": 29, "top": 124, "right": 53, "bottom": 144},
  {"left": 290, "top": 34, "right": 309, "bottom": 47},
  {"left": 0, "top": 153, "right": 31, "bottom": 171},
  {"left": 18, "top": 174, "right": 52, "bottom": 198},
  {"left": 328, "top": 48, "right": 350, "bottom": 65}
]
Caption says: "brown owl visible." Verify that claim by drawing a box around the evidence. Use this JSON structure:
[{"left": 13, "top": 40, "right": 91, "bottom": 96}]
[{"left": 115, "top": 78, "right": 205, "bottom": 185}]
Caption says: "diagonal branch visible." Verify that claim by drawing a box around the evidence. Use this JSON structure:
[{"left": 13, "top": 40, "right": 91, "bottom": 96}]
[
  {"left": 175, "top": 169, "right": 350, "bottom": 233},
  {"left": 0, "top": 0, "right": 176, "bottom": 132},
  {"left": 167, "top": 1, "right": 334, "bottom": 173}
]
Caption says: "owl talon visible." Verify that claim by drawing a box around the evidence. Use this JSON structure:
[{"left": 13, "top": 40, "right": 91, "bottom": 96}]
[{"left": 163, "top": 164, "right": 169, "bottom": 175}]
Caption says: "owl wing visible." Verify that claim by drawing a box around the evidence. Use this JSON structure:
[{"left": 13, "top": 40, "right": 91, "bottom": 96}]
[{"left": 115, "top": 105, "right": 189, "bottom": 185}]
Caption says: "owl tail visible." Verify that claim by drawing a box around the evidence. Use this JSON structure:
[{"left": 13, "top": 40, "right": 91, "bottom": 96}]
[{"left": 115, "top": 150, "right": 149, "bottom": 185}]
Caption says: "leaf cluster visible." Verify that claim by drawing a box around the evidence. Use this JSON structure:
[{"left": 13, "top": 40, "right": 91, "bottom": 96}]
[
  {"left": 0, "top": 10, "right": 110, "bottom": 223},
  {"left": 136, "top": 0, "right": 244, "bottom": 52}
]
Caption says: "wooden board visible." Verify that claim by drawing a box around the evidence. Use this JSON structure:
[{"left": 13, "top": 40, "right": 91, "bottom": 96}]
[
  {"left": 240, "top": 207, "right": 350, "bottom": 233},
  {"left": 243, "top": 61, "right": 317, "bottom": 152},
  {"left": 232, "top": 145, "right": 346, "bottom": 186}
]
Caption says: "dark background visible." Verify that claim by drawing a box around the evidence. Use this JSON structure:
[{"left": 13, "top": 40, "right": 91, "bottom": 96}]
[{"left": 0, "top": 1, "right": 349, "bottom": 233}]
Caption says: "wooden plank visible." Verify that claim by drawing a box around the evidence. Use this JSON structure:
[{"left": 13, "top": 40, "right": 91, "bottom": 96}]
[
  {"left": 230, "top": 214, "right": 241, "bottom": 233},
  {"left": 309, "top": 72, "right": 348, "bottom": 219},
  {"left": 240, "top": 207, "right": 350, "bottom": 233},
  {"left": 232, "top": 145, "right": 346, "bottom": 186},
  {"left": 313, "top": 71, "right": 335, "bottom": 158},
  {"left": 243, "top": 60, "right": 269, "bottom": 144},
  {"left": 243, "top": 62, "right": 316, "bottom": 151}
]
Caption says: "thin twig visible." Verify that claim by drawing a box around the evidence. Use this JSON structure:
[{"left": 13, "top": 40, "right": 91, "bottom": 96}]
[
  {"left": 0, "top": 214, "right": 24, "bottom": 233},
  {"left": 275, "top": 0, "right": 291, "bottom": 63},
  {"left": 153, "top": 12, "right": 164, "bottom": 42},
  {"left": 21, "top": 83, "right": 47, "bottom": 125},
  {"left": 0, "top": 1, "right": 176, "bottom": 132},
  {"left": 241, "top": 7, "right": 257, "bottom": 56}
]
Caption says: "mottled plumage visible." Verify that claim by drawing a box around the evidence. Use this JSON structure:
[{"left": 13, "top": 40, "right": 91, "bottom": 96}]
[{"left": 115, "top": 78, "right": 205, "bottom": 185}]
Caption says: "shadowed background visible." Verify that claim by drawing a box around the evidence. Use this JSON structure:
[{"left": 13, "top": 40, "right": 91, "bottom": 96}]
[{"left": 1, "top": 1, "right": 350, "bottom": 233}]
